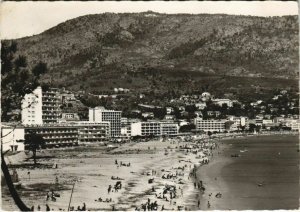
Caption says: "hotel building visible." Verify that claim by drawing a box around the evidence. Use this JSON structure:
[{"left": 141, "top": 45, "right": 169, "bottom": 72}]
[
  {"left": 23, "top": 121, "right": 110, "bottom": 148},
  {"left": 161, "top": 122, "right": 179, "bottom": 136},
  {"left": 21, "top": 87, "right": 61, "bottom": 125},
  {"left": 24, "top": 124, "right": 79, "bottom": 148},
  {"left": 194, "top": 118, "right": 227, "bottom": 132},
  {"left": 76, "top": 121, "right": 110, "bottom": 142},
  {"left": 24, "top": 124, "right": 78, "bottom": 147},
  {"left": 89, "top": 107, "right": 121, "bottom": 137},
  {"left": 131, "top": 121, "right": 179, "bottom": 137}
]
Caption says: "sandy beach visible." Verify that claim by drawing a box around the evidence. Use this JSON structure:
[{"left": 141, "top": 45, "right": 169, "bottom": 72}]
[
  {"left": 2, "top": 136, "right": 217, "bottom": 211},
  {"left": 2, "top": 133, "right": 299, "bottom": 211}
]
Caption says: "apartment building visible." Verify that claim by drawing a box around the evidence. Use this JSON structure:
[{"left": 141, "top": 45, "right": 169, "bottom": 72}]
[
  {"left": 194, "top": 118, "right": 226, "bottom": 132},
  {"left": 131, "top": 122, "right": 161, "bottom": 136},
  {"left": 161, "top": 122, "right": 179, "bottom": 136},
  {"left": 42, "top": 88, "right": 61, "bottom": 124},
  {"left": 24, "top": 124, "right": 79, "bottom": 148},
  {"left": 131, "top": 121, "right": 178, "bottom": 136},
  {"left": 89, "top": 107, "right": 121, "bottom": 137},
  {"left": 23, "top": 121, "right": 110, "bottom": 147},
  {"left": 121, "top": 118, "right": 140, "bottom": 137},
  {"left": 76, "top": 121, "right": 110, "bottom": 142},
  {"left": 21, "top": 86, "right": 43, "bottom": 125},
  {"left": 21, "top": 86, "right": 61, "bottom": 125}
]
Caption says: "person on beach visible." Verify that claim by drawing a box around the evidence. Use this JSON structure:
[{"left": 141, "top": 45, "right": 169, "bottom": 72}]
[
  {"left": 46, "top": 204, "right": 50, "bottom": 211},
  {"left": 207, "top": 201, "right": 211, "bottom": 208},
  {"left": 82, "top": 203, "right": 86, "bottom": 211},
  {"left": 198, "top": 183, "right": 201, "bottom": 189},
  {"left": 108, "top": 185, "right": 112, "bottom": 194}
]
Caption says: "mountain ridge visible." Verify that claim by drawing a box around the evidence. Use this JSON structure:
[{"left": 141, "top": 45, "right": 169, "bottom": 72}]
[{"left": 5, "top": 12, "right": 298, "bottom": 96}]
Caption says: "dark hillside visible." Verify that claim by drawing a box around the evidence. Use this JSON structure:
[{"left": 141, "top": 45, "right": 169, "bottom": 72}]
[{"left": 4, "top": 13, "right": 298, "bottom": 98}]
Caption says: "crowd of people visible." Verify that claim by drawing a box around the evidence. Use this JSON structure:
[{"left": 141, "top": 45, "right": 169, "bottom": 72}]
[
  {"left": 131, "top": 136, "right": 220, "bottom": 211},
  {"left": 28, "top": 135, "right": 222, "bottom": 211}
]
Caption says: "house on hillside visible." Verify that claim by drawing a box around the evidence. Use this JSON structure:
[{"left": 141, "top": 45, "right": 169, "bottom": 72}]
[
  {"left": 194, "top": 111, "right": 203, "bottom": 118},
  {"left": 195, "top": 102, "right": 206, "bottom": 110},
  {"left": 142, "top": 112, "right": 154, "bottom": 119},
  {"left": 207, "top": 111, "right": 221, "bottom": 117},
  {"left": 166, "top": 107, "right": 174, "bottom": 114},
  {"left": 164, "top": 115, "right": 175, "bottom": 120}
]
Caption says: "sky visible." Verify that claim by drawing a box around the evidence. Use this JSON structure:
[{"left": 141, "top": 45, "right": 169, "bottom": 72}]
[{"left": 0, "top": 1, "right": 298, "bottom": 39}]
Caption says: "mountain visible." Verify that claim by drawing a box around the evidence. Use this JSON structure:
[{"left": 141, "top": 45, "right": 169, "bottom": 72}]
[{"left": 5, "top": 12, "right": 299, "bottom": 98}]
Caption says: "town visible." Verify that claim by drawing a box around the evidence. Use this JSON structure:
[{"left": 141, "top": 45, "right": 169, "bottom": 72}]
[
  {"left": 1, "top": 3, "right": 299, "bottom": 211},
  {"left": 2, "top": 86, "right": 299, "bottom": 152}
]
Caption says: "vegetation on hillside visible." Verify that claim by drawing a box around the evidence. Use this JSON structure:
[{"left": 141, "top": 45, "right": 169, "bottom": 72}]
[{"left": 2, "top": 13, "right": 298, "bottom": 99}]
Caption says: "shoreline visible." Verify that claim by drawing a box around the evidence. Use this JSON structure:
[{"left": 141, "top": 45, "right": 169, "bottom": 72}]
[{"left": 193, "top": 133, "right": 299, "bottom": 210}]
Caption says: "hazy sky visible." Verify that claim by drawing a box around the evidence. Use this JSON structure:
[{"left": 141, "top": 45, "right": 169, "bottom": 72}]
[{"left": 0, "top": 1, "right": 298, "bottom": 39}]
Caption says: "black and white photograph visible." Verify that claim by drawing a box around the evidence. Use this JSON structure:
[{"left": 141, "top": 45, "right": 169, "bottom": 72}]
[{"left": 1, "top": 1, "right": 299, "bottom": 211}]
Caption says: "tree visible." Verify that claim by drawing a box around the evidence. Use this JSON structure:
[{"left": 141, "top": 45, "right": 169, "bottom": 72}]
[
  {"left": 1, "top": 41, "right": 48, "bottom": 210},
  {"left": 207, "top": 131, "right": 213, "bottom": 137},
  {"left": 248, "top": 123, "right": 256, "bottom": 132},
  {"left": 24, "top": 131, "right": 46, "bottom": 165},
  {"left": 1, "top": 153, "right": 30, "bottom": 211},
  {"left": 1, "top": 41, "right": 48, "bottom": 121},
  {"left": 179, "top": 124, "right": 195, "bottom": 133},
  {"left": 153, "top": 107, "right": 166, "bottom": 119}
]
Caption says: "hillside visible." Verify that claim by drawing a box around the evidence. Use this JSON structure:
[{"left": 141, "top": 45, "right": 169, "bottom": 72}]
[{"left": 6, "top": 12, "right": 299, "bottom": 97}]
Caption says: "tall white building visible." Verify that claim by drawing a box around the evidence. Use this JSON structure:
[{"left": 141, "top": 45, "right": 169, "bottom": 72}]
[
  {"left": 21, "top": 86, "right": 61, "bottom": 125},
  {"left": 21, "top": 87, "right": 43, "bottom": 125},
  {"left": 89, "top": 107, "right": 122, "bottom": 137}
]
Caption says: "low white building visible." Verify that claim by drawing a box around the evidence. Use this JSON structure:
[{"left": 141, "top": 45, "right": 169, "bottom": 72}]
[
  {"left": 142, "top": 112, "right": 154, "bottom": 119},
  {"left": 195, "top": 102, "right": 206, "bottom": 110},
  {"left": 131, "top": 121, "right": 178, "bottom": 136},
  {"left": 227, "top": 116, "right": 247, "bottom": 131},
  {"left": 166, "top": 107, "right": 174, "bottom": 114},
  {"left": 194, "top": 118, "right": 227, "bottom": 132},
  {"left": 131, "top": 122, "right": 160, "bottom": 136},
  {"left": 164, "top": 115, "right": 175, "bottom": 120},
  {"left": 212, "top": 99, "right": 233, "bottom": 107},
  {"left": 262, "top": 119, "right": 273, "bottom": 124},
  {"left": 1, "top": 125, "right": 25, "bottom": 152},
  {"left": 285, "top": 119, "right": 300, "bottom": 131}
]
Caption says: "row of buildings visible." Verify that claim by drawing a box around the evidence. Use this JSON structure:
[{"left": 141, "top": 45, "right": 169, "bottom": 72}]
[{"left": 193, "top": 116, "right": 300, "bottom": 132}]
